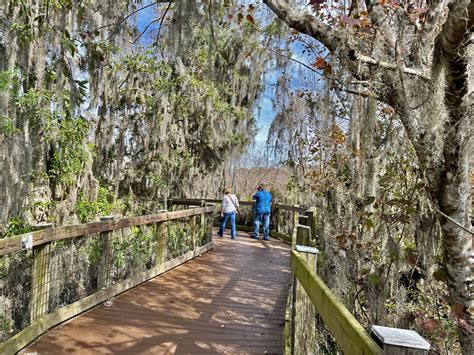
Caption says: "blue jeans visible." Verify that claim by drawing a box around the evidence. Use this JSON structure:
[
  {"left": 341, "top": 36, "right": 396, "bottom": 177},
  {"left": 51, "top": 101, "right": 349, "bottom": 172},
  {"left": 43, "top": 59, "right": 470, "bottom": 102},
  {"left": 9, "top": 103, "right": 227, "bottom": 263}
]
[
  {"left": 253, "top": 213, "right": 270, "bottom": 239},
  {"left": 218, "top": 211, "right": 236, "bottom": 239}
]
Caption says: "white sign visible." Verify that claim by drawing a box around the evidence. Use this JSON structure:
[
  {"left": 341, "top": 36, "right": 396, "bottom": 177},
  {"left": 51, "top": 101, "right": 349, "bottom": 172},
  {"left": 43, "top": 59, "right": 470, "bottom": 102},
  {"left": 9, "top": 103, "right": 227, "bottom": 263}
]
[{"left": 21, "top": 234, "right": 33, "bottom": 250}]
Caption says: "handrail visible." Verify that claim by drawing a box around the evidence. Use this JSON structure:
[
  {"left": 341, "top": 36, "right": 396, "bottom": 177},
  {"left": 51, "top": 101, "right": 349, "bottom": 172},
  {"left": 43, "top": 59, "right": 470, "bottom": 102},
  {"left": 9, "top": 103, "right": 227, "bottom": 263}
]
[
  {"left": 292, "top": 250, "right": 383, "bottom": 355},
  {"left": 0, "top": 206, "right": 214, "bottom": 257},
  {"left": 170, "top": 198, "right": 308, "bottom": 213}
]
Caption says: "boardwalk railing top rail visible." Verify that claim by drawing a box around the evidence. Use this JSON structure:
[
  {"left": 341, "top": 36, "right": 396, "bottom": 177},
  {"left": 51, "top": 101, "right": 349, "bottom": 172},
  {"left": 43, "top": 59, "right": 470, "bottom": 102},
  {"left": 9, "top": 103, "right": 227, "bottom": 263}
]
[
  {"left": 0, "top": 205, "right": 214, "bottom": 257},
  {"left": 170, "top": 198, "right": 308, "bottom": 213}
]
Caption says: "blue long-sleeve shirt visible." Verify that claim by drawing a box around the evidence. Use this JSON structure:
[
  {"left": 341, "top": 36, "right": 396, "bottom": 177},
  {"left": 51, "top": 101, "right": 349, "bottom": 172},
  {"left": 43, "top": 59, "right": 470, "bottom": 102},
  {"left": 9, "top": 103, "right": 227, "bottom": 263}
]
[{"left": 252, "top": 190, "right": 272, "bottom": 214}]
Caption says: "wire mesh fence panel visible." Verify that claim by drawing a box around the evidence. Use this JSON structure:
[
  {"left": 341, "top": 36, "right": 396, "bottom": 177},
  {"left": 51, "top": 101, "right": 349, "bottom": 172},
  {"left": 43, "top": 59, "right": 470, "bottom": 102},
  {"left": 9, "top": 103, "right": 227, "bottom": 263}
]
[
  {"left": 48, "top": 236, "right": 101, "bottom": 313},
  {"left": 204, "top": 211, "right": 214, "bottom": 244},
  {"left": 111, "top": 225, "right": 158, "bottom": 283},
  {"left": 0, "top": 250, "right": 33, "bottom": 341},
  {"left": 166, "top": 218, "right": 194, "bottom": 260},
  {"left": 278, "top": 208, "right": 297, "bottom": 236},
  {"left": 235, "top": 204, "right": 254, "bottom": 227}
]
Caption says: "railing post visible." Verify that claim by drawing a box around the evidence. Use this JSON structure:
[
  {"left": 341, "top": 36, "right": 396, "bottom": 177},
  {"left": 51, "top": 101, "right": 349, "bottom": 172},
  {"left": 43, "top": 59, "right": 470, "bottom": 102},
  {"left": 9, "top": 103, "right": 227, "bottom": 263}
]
[
  {"left": 371, "top": 325, "right": 430, "bottom": 354},
  {"left": 31, "top": 223, "right": 53, "bottom": 321},
  {"left": 293, "top": 225, "right": 317, "bottom": 354},
  {"left": 200, "top": 200, "right": 206, "bottom": 245},
  {"left": 296, "top": 224, "right": 310, "bottom": 246},
  {"left": 305, "top": 207, "right": 317, "bottom": 243},
  {"left": 206, "top": 204, "right": 214, "bottom": 243},
  {"left": 291, "top": 211, "right": 299, "bottom": 250},
  {"left": 298, "top": 215, "right": 308, "bottom": 226},
  {"left": 191, "top": 213, "right": 197, "bottom": 250},
  {"left": 274, "top": 207, "right": 280, "bottom": 233},
  {"left": 155, "top": 210, "right": 167, "bottom": 265},
  {"left": 97, "top": 216, "right": 114, "bottom": 290}
]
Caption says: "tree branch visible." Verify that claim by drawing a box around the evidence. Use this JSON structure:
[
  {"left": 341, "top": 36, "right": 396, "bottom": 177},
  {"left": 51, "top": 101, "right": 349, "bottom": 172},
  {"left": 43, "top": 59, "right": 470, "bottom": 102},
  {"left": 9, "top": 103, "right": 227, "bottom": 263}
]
[
  {"left": 355, "top": 53, "right": 431, "bottom": 80},
  {"left": 423, "top": 0, "right": 450, "bottom": 37},
  {"left": 263, "top": 0, "right": 340, "bottom": 52},
  {"left": 263, "top": 0, "right": 430, "bottom": 81},
  {"left": 436, "top": 0, "right": 474, "bottom": 59},
  {"left": 364, "top": 0, "right": 396, "bottom": 49},
  {"left": 85, "top": 1, "right": 172, "bottom": 38}
]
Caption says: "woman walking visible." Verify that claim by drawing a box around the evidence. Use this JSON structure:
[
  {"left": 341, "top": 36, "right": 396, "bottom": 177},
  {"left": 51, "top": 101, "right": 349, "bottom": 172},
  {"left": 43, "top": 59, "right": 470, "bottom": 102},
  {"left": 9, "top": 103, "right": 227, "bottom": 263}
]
[{"left": 218, "top": 187, "right": 240, "bottom": 239}]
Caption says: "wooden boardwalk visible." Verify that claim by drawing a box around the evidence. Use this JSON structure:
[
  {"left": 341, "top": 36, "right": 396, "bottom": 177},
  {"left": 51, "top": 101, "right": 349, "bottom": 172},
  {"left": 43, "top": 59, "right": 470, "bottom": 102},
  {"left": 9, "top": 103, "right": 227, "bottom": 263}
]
[{"left": 21, "top": 231, "right": 291, "bottom": 354}]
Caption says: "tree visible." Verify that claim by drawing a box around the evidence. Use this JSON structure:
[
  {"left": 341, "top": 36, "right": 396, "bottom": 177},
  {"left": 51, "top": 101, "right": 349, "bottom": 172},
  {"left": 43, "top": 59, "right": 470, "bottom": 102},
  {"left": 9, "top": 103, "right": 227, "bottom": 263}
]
[{"left": 263, "top": 0, "right": 473, "bottom": 352}]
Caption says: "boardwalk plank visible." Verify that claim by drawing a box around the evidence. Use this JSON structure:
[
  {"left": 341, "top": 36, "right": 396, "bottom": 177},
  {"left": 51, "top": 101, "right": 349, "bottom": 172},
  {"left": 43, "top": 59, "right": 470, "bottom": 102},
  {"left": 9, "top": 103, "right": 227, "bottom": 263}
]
[{"left": 21, "top": 231, "right": 291, "bottom": 354}]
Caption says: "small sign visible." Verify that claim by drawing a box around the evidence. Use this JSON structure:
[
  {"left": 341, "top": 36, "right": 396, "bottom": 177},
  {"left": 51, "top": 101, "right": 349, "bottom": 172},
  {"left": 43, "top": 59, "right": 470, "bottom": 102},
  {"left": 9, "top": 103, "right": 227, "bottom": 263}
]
[{"left": 21, "top": 234, "right": 33, "bottom": 250}]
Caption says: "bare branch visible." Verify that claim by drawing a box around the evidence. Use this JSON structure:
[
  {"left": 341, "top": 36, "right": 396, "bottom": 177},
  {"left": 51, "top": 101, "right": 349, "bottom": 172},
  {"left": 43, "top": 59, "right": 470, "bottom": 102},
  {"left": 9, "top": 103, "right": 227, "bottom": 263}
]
[
  {"left": 264, "top": 46, "right": 323, "bottom": 75},
  {"left": 154, "top": 0, "right": 174, "bottom": 45},
  {"left": 133, "top": 19, "right": 159, "bottom": 44},
  {"left": 84, "top": 1, "right": 172, "bottom": 38}
]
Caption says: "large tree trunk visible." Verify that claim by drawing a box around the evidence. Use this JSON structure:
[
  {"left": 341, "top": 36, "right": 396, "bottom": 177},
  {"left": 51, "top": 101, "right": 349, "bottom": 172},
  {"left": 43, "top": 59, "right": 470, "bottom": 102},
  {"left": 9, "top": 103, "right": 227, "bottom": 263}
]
[
  {"left": 262, "top": 0, "right": 474, "bottom": 352},
  {"left": 434, "top": 4, "right": 474, "bottom": 352}
]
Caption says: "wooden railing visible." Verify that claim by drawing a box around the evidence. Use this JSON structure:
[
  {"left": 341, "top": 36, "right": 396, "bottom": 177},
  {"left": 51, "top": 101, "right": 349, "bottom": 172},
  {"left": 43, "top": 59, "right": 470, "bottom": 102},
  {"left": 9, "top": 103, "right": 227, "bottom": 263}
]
[
  {"left": 287, "top": 223, "right": 429, "bottom": 355},
  {"left": 0, "top": 205, "right": 215, "bottom": 353}
]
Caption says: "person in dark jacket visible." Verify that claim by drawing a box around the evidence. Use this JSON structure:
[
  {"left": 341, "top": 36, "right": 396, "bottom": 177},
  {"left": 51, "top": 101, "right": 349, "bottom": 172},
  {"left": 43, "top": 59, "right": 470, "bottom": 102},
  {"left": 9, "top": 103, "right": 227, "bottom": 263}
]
[{"left": 250, "top": 184, "right": 272, "bottom": 241}]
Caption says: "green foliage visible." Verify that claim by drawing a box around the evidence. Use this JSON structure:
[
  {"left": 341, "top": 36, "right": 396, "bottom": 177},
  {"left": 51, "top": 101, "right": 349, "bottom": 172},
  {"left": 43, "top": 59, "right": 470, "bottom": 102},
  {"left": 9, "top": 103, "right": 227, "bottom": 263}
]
[
  {"left": 75, "top": 187, "right": 124, "bottom": 223},
  {"left": 113, "top": 226, "right": 156, "bottom": 278},
  {"left": 61, "top": 29, "right": 79, "bottom": 57},
  {"left": 167, "top": 222, "right": 192, "bottom": 259},
  {"left": 0, "top": 70, "right": 21, "bottom": 102},
  {"left": 0, "top": 115, "right": 20, "bottom": 136},
  {"left": 2, "top": 216, "right": 33, "bottom": 238},
  {"left": 49, "top": 116, "right": 90, "bottom": 187}
]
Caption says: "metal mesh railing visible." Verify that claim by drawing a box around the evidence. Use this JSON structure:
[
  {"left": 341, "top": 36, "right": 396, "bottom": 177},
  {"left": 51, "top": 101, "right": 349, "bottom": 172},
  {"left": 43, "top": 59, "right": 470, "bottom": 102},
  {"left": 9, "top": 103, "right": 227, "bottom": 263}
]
[{"left": 0, "top": 250, "right": 33, "bottom": 341}]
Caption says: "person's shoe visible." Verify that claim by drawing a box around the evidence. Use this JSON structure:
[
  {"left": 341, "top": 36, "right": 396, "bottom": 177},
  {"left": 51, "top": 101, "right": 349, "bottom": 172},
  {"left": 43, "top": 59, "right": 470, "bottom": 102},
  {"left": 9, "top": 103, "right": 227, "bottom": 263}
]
[
  {"left": 217, "top": 234, "right": 223, "bottom": 238},
  {"left": 231, "top": 237, "right": 236, "bottom": 240},
  {"left": 263, "top": 237, "right": 269, "bottom": 241},
  {"left": 250, "top": 235, "right": 259, "bottom": 240}
]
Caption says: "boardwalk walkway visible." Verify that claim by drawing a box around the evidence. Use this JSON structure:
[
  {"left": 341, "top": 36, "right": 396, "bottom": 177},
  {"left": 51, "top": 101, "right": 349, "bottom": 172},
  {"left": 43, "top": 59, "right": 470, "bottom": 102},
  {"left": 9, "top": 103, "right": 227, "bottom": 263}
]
[{"left": 21, "top": 231, "right": 291, "bottom": 354}]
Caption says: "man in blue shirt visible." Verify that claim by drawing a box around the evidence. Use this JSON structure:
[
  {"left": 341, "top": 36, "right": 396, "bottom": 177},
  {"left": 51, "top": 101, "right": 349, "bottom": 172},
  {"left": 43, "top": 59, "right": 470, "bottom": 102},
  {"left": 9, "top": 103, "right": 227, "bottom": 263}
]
[{"left": 251, "top": 184, "right": 272, "bottom": 241}]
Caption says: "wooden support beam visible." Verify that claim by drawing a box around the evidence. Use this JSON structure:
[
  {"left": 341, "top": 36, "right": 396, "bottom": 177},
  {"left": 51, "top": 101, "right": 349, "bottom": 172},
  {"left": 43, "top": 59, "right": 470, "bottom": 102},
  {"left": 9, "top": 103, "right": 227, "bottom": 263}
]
[
  {"left": 190, "top": 215, "right": 197, "bottom": 250},
  {"left": 97, "top": 216, "right": 114, "bottom": 290},
  {"left": 200, "top": 200, "right": 206, "bottom": 245},
  {"left": 274, "top": 208, "right": 280, "bottom": 233},
  {"left": 156, "top": 220, "right": 167, "bottom": 266},
  {"left": 305, "top": 208, "right": 317, "bottom": 243},
  {"left": 296, "top": 224, "right": 310, "bottom": 246}
]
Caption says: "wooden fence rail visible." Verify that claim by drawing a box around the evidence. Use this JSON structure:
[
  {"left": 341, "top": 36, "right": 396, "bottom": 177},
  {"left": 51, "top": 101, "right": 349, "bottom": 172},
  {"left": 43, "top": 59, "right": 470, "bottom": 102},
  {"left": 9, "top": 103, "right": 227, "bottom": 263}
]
[
  {"left": 0, "top": 206, "right": 214, "bottom": 257},
  {"left": 292, "top": 250, "right": 383, "bottom": 355}
]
